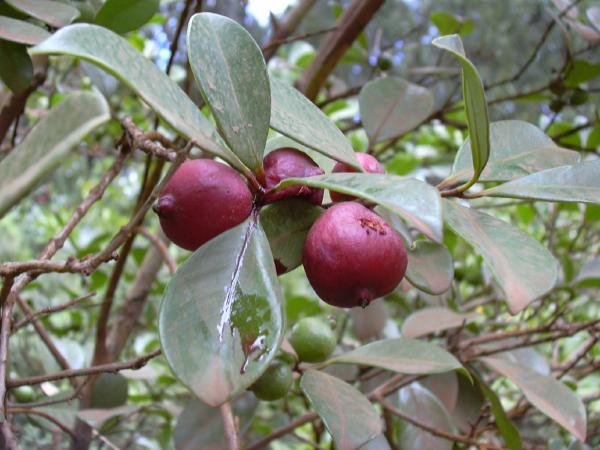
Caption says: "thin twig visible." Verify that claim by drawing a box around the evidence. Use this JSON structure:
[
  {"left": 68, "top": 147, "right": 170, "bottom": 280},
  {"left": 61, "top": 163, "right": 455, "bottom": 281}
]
[
  {"left": 264, "top": 26, "right": 337, "bottom": 52},
  {"left": 246, "top": 412, "right": 319, "bottom": 450},
  {"left": 9, "top": 379, "right": 90, "bottom": 409},
  {"left": 220, "top": 402, "right": 240, "bottom": 450},
  {"left": 7, "top": 349, "right": 161, "bottom": 388},
  {"left": 9, "top": 406, "right": 77, "bottom": 439},
  {"left": 134, "top": 227, "right": 176, "bottom": 274},
  {"left": 12, "top": 292, "right": 97, "bottom": 331},
  {"left": 486, "top": 0, "right": 584, "bottom": 89},
  {"left": 262, "top": 0, "right": 318, "bottom": 61},
  {"left": 376, "top": 395, "right": 504, "bottom": 450}
]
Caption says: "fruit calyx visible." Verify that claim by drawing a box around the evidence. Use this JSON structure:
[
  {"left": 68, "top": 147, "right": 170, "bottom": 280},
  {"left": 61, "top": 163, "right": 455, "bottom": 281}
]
[{"left": 359, "top": 217, "right": 386, "bottom": 235}]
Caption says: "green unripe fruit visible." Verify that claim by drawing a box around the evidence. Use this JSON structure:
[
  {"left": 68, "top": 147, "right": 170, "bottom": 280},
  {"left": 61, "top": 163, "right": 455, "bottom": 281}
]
[
  {"left": 249, "top": 361, "right": 293, "bottom": 401},
  {"left": 13, "top": 385, "right": 35, "bottom": 403},
  {"left": 289, "top": 317, "right": 337, "bottom": 363},
  {"left": 276, "top": 350, "right": 297, "bottom": 366},
  {"left": 90, "top": 373, "right": 129, "bottom": 409}
]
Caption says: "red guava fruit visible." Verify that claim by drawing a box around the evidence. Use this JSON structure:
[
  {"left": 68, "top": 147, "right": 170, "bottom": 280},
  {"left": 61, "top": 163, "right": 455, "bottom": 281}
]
[
  {"left": 330, "top": 152, "right": 385, "bottom": 203},
  {"left": 153, "top": 159, "right": 253, "bottom": 251},
  {"left": 263, "top": 147, "right": 324, "bottom": 205},
  {"left": 303, "top": 202, "right": 407, "bottom": 308}
]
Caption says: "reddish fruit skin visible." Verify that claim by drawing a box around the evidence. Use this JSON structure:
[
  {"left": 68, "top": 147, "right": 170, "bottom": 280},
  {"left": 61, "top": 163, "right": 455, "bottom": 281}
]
[
  {"left": 303, "top": 202, "right": 407, "bottom": 308},
  {"left": 154, "top": 159, "right": 252, "bottom": 251},
  {"left": 330, "top": 153, "right": 385, "bottom": 203},
  {"left": 263, "top": 148, "right": 324, "bottom": 205}
]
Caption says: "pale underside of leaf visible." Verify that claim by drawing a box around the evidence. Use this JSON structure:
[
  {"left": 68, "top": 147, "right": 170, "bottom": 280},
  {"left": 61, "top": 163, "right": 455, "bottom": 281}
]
[
  {"left": 301, "top": 370, "right": 382, "bottom": 450},
  {"left": 397, "top": 383, "right": 455, "bottom": 450},
  {"left": 359, "top": 77, "right": 434, "bottom": 144},
  {"left": 449, "top": 120, "right": 580, "bottom": 183},
  {"left": 480, "top": 160, "right": 600, "bottom": 203},
  {"left": 401, "top": 307, "right": 478, "bottom": 339},
  {"left": 0, "top": 16, "right": 50, "bottom": 45},
  {"left": 325, "top": 338, "right": 462, "bottom": 375},
  {"left": 444, "top": 200, "right": 559, "bottom": 314},
  {"left": 6, "top": 0, "right": 80, "bottom": 28},
  {"left": 405, "top": 241, "right": 454, "bottom": 295},
  {"left": 481, "top": 356, "right": 586, "bottom": 441}
]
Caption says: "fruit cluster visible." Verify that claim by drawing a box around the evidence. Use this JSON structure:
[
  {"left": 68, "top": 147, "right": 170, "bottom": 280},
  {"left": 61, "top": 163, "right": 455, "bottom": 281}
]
[{"left": 154, "top": 147, "right": 408, "bottom": 309}]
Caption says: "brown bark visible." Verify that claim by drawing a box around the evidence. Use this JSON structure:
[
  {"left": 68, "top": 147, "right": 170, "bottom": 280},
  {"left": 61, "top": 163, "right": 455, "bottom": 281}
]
[
  {"left": 107, "top": 241, "right": 168, "bottom": 358},
  {"left": 262, "top": 0, "right": 318, "bottom": 61},
  {"left": 0, "top": 73, "right": 45, "bottom": 146},
  {"left": 297, "top": 0, "right": 385, "bottom": 101}
]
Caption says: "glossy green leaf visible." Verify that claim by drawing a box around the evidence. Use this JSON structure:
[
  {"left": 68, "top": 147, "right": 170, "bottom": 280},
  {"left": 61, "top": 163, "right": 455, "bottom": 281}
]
[
  {"left": 444, "top": 200, "right": 559, "bottom": 314},
  {"left": 359, "top": 77, "right": 434, "bottom": 143},
  {"left": 587, "top": 126, "right": 600, "bottom": 150},
  {"left": 449, "top": 120, "right": 580, "bottom": 183},
  {"left": 158, "top": 216, "right": 285, "bottom": 407},
  {"left": 6, "top": 0, "right": 79, "bottom": 27},
  {"left": 277, "top": 173, "right": 443, "bottom": 242},
  {"left": 270, "top": 76, "right": 361, "bottom": 170},
  {"left": 31, "top": 24, "right": 243, "bottom": 171},
  {"left": 188, "top": 13, "right": 270, "bottom": 174},
  {"left": 496, "top": 347, "right": 551, "bottom": 376},
  {"left": 174, "top": 394, "right": 257, "bottom": 450},
  {"left": 472, "top": 370, "right": 523, "bottom": 450},
  {"left": 405, "top": 241, "right": 454, "bottom": 294},
  {"left": 480, "top": 160, "right": 600, "bottom": 204},
  {"left": 301, "top": 370, "right": 382, "bottom": 450},
  {"left": 386, "top": 152, "right": 419, "bottom": 176},
  {"left": 433, "top": 34, "right": 489, "bottom": 187},
  {"left": 325, "top": 338, "right": 462, "bottom": 375},
  {"left": 0, "top": 40, "right": 31, "bottom": 92},
  {"left": 564, "top": 60, "right": 600, "bottom": 88},
  {"left": 397, "top": 383, "right": 454, "bottom": 450},
  {"left": 481, "top": 355, "right": 586, "bottom": 441},
  {"left": 547, "top": 122, "right": 582, "bottom": 148},
  {"left": 431, "top": 11, "right": 474, "bottom": 36},
  {"left": 95, "top": 0, "right": 159, "bottom": 34},
  {"left": 0, "top": 91, "right": 110, "bottom": 218},
  {"left": 0, "top": 16, "right": 50, "bottom": 45},
  {"left": 260, "top": 199, "right": 322, "bottom": 274},
  {"left": 401, "top": 307, "right": 478, "bottom": 339}
]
